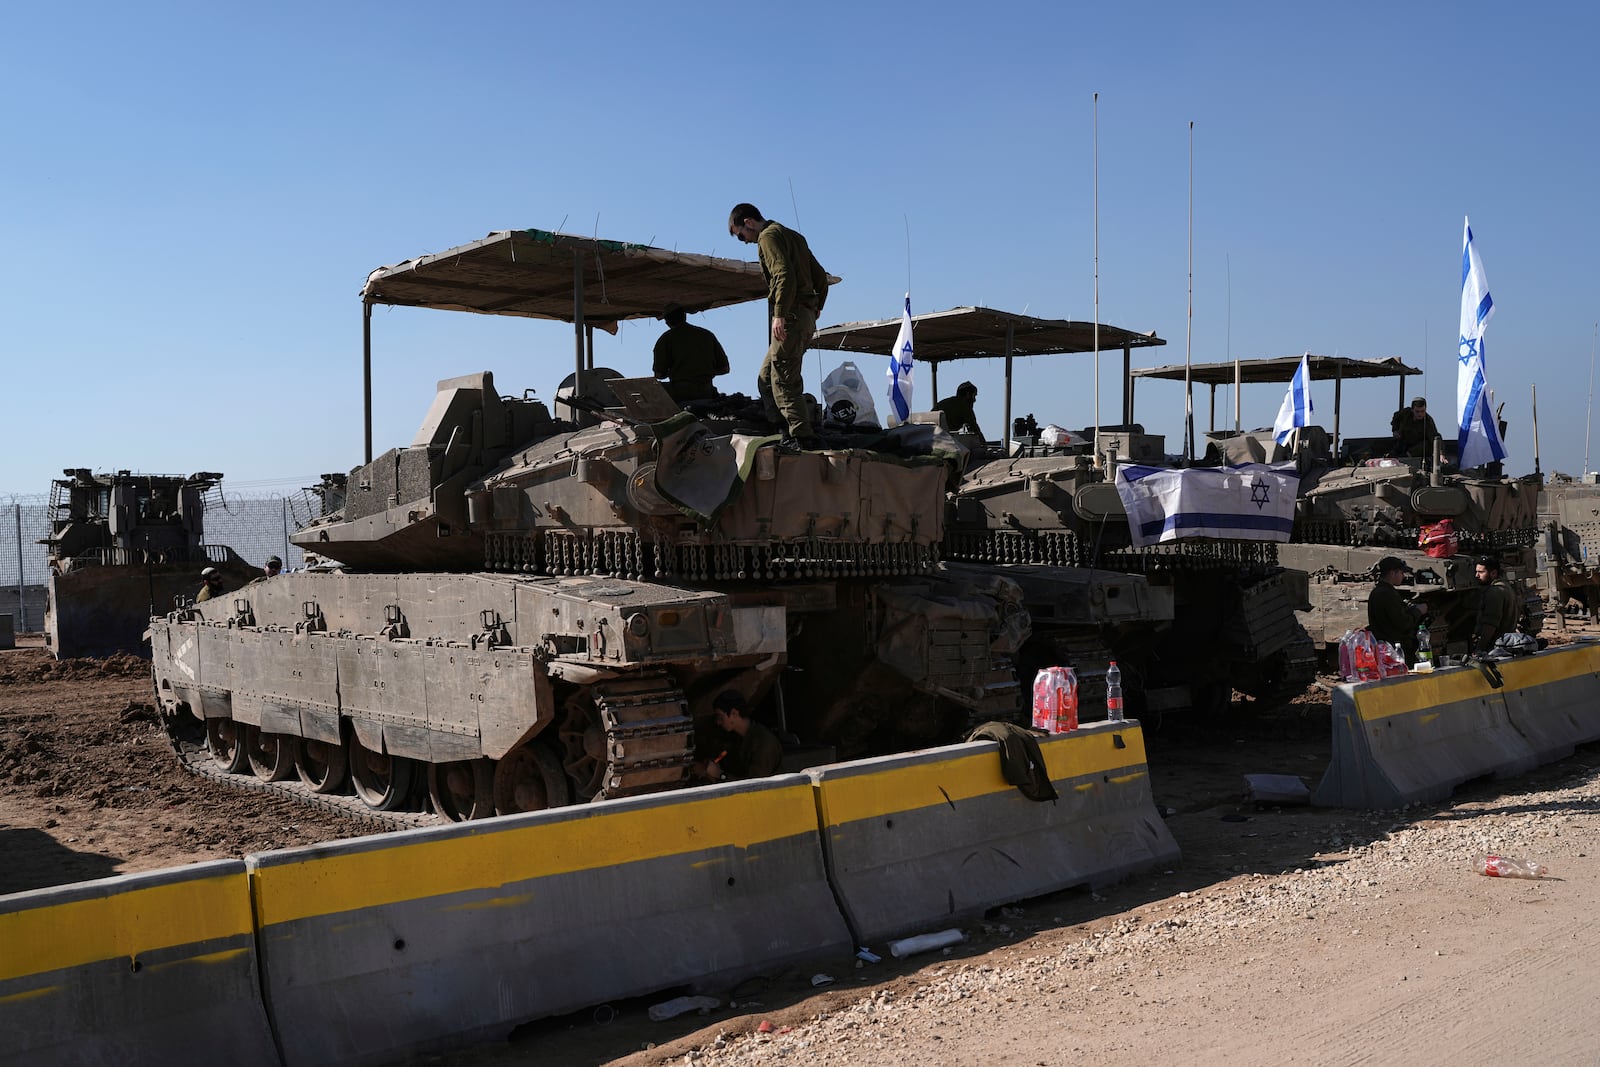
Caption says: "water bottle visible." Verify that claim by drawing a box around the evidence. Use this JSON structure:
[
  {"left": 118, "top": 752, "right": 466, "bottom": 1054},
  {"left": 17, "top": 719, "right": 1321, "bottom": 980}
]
[
  {"left": 1031, "top": 666, "right": 1078, "bottom": 733},
  {"left": 1337, "top": 629, "right": 1356, "bottom": 681},
  {"left": 1477, "top": 854, "right": 1548, "bottom": 879},
  {"left": 1415, "top": 624, "right": 1432, "bottom": 668},
  {"left": 1353, "top": 630, "right": 1378, "bottom": 681},
  {"left": 1105, "top": 660, "right": 1125, "bottom": 722}
]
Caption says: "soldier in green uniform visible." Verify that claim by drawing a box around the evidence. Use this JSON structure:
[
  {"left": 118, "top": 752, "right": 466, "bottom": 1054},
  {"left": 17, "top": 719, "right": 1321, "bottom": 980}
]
[
  {"left": 933, "top": 381, "right": 986, "bottom": 440},
  {"left": 652, "top": 304, "right": 730, "bottom": 403},
  {"left": 728, "top": 203, "right": 829, "bottom": 451},
  {"left": 1367, "top": 555, "right": 1423, "bottom": 661},
  {"left": 701, "top": 690, "right": 783, "bottom": 781},
  {"left": 1471, "top": 555, "right": 1521, "bottom": 654},
  {"left": 1389, "top": 397, "right": 1441, "bottom": 458},
  {"left": 194, "top": 567, "right": 224, "bottom": 603}
]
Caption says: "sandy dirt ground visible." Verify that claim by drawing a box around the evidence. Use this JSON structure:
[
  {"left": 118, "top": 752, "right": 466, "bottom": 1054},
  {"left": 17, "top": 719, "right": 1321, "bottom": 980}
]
[{"left": 3, "top": 634, "right": 1598, "bottom": 1066}]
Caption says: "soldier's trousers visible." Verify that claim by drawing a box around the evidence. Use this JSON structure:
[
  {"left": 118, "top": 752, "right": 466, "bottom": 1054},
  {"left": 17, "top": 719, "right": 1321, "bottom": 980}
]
[{"left": 757, "top": 305, "right": 818, "bottom": 442}]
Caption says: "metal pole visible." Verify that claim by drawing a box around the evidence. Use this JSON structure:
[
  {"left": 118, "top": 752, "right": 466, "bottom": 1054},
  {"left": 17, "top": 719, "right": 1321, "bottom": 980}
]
[
  {"left": 1184, "top": 121, "right": 1194, "bottom": 463},
  {"left": 1121, "top": 342, "right": 1132, "bottom": 424},
  {"left": 1233, "top": 359, "right": 1241, "bottom": 432},
  {"left": 1003, "top": 321, "right": 1015, "bottom": 454},
  {"left": 14, "top": 503, "right": 24, "bottom": 631},
  {"left": 1334, "top": 366, "right": 1344, "bottom": 461},
  {"left": 573, "top": 253, "right": 586, "bottom": 408},
  {"left": 1531, "top": 382, "right": 1542, "bottom": 477},
  {"left": 1208, "top": 384, "right": 1216, "bottom": 433},
  {"left": 1092, "top": 92, "right": 1101, "bottom": 463},
  {"left": 281, "top": 497, "right": 291, "bottom": 564},
  {"left": 363, "top": 300, "right": 373, "bottom": 464}
]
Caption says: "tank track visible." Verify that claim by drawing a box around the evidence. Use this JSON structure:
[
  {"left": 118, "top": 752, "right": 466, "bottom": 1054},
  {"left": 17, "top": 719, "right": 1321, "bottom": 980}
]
[
  {"left": 1293, "top": 520, "right": 1538, "bottom": 552},
  {"left": 945, "top": 528, "right": 1281, "bottom": 574},
  {"left": 163, "top": 720, "right": 438, "bottom": 831},
  {"left": 586, "top": 673, "right": 696, "bottom": 800},
  {"left": 485, "top": 530, "right": 938, "bottom": 581}
]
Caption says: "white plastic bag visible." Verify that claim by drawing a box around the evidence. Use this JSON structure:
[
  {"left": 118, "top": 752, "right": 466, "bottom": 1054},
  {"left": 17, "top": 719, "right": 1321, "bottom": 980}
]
[
  {"left": 822, "top": 361, "right": 881, "bottom": 428},
  {"left": 1039, "top": 424, "right": 1086, "bottom": 447}
]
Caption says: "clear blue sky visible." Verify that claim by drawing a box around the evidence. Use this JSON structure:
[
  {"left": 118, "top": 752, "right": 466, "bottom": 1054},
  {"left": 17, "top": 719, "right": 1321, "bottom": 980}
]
[{"left": 4, "top": 2, "right": 1597, "bottom": 496}]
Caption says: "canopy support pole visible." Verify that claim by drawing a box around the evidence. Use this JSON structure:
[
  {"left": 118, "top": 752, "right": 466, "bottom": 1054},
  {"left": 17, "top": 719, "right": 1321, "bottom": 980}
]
[
  {"left": 1334, "top": 365, "right": 1344, "bottom": 461},
  {"left": 1121, "top": 342, "right": 1132, "bottom": 424},
  {"left": 363, "top": 300, "right": 373, "bottom": 464},
  {"left": 1003, "top": 321, "right": 1015, "bottom": 454},
  {"left": 572, "top": 253, "right": 587, "bottom": 423}
]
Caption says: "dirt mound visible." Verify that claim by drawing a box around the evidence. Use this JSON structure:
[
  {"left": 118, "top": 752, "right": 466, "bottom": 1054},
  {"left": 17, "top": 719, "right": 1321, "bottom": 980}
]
[{"left": 0, "top": 649, "right": 150, "bottom": 684}]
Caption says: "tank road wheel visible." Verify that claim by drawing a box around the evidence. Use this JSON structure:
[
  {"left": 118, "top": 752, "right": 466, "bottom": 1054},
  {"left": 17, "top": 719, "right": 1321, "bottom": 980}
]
[
  {"left": 428, "top": 758, "right": 496, "bottom": 822},
  {"left": 492, "top": 741, "right": 572, "bottom": 816},
  {"left": 295, "top": 737, "right": 349, "bottom": 794},
  {"left": 557, "top": 695, "right": 609, "bottom": 801},
  {"left": 205, "top": 718, "right": 250, "bottom": 774},
  {"left": 349, "top": 734, "right": 418, "bottom": 812},
  {"left": 244, "top": 726, "right": 300, "bottom": 782}
]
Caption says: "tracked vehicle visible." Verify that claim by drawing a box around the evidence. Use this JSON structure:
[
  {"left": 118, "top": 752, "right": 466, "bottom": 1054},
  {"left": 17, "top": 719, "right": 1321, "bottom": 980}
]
[
  {"left": 812, "top": 307, "right": 1313, "bottom": 718},
  {"left": 1129, "top": 354, "right": 1542, "bottom": 658},
  {"left": 43, "top": 469, "right": 256, "bottom": 658},
  {"left": 148, "top": 230, "right": 1028, "bottom": 821}
]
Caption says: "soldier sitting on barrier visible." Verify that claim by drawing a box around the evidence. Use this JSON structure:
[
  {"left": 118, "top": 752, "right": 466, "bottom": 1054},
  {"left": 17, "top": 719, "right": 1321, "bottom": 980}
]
[
  {"left": 1471, "top": 555, "right": 1521, "bottom": 655},
  {"left": 1368, "top": 556, "right": 1424, "bottom": 662},
  {"left": 697, "top": 690, "right": 782, "bottom": 782}
]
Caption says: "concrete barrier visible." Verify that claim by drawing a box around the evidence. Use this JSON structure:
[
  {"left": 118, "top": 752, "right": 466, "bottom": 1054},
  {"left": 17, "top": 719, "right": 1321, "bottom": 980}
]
[
  {"left": 1312, "top": 666, "right": 1540, "bottom": 809},
  {"left": 1496, "top": 642, "right": 1600, "bottom": 762},
  {"left": 249, "top": 773, "right": 850, "bottom": 1067},
  {"left": 809, "top": 722, "right": 1180, "bottom": 945},
  {"left": 0, "top": 860, "right": 277, "bottom": 1067}
]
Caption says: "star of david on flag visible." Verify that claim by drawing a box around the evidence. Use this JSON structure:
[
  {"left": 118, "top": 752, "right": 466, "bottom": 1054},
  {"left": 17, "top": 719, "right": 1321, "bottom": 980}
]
[
  {"left": 885, "top": 294, "right": 915, "bottom": 427},
  {"left": 1272, "top": 352, "right": 1314, "bottom": 446},
  {"left": 1457, "top": 217, "right": 1507, "bottom": 468}
]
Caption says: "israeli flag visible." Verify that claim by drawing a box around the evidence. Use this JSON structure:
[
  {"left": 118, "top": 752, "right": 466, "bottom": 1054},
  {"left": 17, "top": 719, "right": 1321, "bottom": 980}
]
[
  {"left": 1272, "top": 352, "right": 1314, "bottom": 445},
  {"left": 885, "top": 293, "right": 915, "bottom": 427},
  {"left": 1457, "top": 217, "right": 1507, "bottom": 468},
  {"left": 1113, "top": 462, "right": 1300, "bottom": 549}
]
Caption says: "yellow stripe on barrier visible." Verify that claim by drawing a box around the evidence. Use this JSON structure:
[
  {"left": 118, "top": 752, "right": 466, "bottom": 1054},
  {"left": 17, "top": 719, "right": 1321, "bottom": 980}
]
[
  {"left": 0, "top": 871, "right": 251, "bottom": 984},
  {"left": 1353, "top": 669, "right": 1489, "bottom": 722},
  {"left": 1495, "top": 643, "right": 1600, "bottom": 689},
  {"left": 1353, "top": 644, "right": 1600, "bottom": 723},
  {"left": 818, "top": 728, "right": 1147, "bottom": 827},
  {"left": 253, "top": 783, "right": 816, "bottom": 927}
]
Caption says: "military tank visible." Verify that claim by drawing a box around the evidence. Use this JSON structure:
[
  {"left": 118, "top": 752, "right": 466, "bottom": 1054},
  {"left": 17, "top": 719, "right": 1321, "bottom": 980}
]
[
  {"left": 1128, "top": 354, "right": 1543, "bottom": 659},
  {"left": 42, "top": 469, "right": 257, "bottom": 658},
  {"left": 811, "top": 307, "right": 1313, "bottom": 719},
  {"left": 148, "top": 230, "right": 1028, "bottom": 822}
]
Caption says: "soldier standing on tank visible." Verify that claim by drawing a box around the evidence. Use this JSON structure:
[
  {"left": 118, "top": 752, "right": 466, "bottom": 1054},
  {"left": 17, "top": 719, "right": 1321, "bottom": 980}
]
[
  {"left": 1471, "top": 555, "right": 1521, "bottom": 654},
  {"left": 1368, "top": 556, "right": 1424, "bottom": 662},
  {"left": 728, "top": 203, "right": 828, "bottom": 452},
  {"left": 652, "top": 304, "right": 730, "bottom": 403}
]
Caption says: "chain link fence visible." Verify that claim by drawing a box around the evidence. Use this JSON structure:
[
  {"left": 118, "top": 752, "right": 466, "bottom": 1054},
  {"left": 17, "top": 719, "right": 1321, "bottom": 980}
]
[{"left": 0, "top": 489, "right": 326, "bottom": 632}]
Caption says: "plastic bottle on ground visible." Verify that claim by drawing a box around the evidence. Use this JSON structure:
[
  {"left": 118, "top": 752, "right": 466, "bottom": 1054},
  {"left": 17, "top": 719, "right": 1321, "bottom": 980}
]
[
  {"left": 1105, "top": 660, "right": 1125, "bottom": 722},
  {"left": 1477, "top": 854, "right": 1549, "bottom": 879}
]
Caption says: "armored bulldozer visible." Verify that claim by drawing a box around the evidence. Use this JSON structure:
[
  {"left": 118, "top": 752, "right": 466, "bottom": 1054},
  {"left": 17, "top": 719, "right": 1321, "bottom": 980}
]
[
  {"left": 42, "top": 469, "right": 257, "bottom": 658},
  {"left": 811, "top": 307, "right": 1312, "bottom": 719},
  {"left": 148, "top": 230, "right": 1028, "bottom": 822}
]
